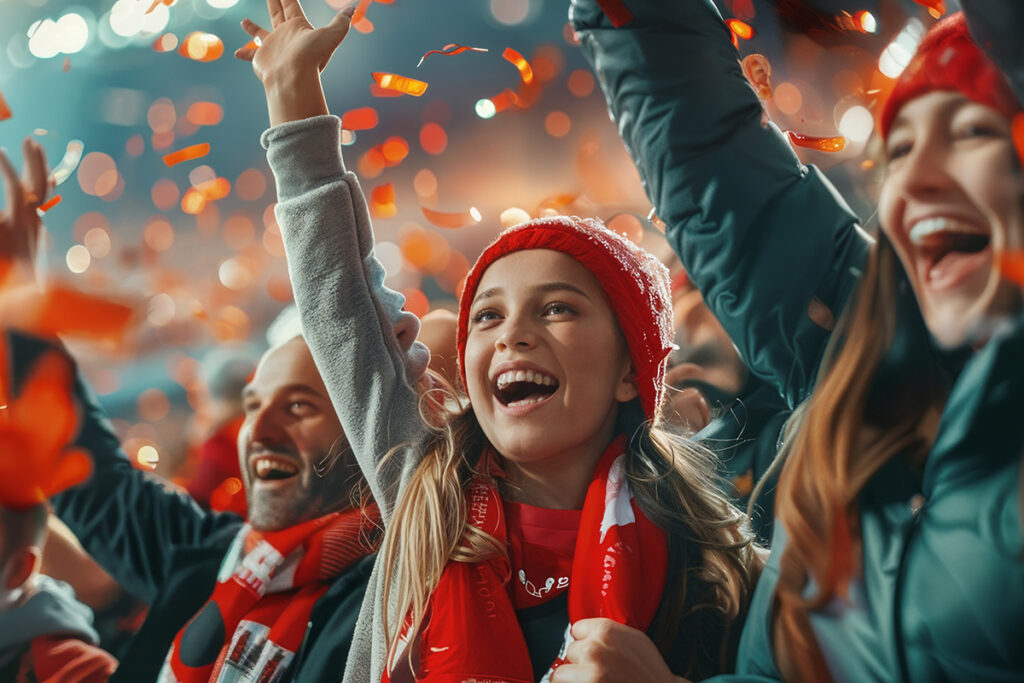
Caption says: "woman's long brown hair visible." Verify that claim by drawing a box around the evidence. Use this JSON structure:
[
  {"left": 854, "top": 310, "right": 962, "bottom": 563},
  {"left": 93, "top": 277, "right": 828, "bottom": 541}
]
[{"left": 772, "top": 235, "right": 945, "bottom": 680}]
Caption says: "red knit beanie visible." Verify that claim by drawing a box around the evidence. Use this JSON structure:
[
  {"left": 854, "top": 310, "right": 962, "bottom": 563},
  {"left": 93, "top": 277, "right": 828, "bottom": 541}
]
[
  {"left": 456, "top": 215, "right": 673, "bottom": 421},
  {"left": 880, "top": 12, "right": 1020, "bottom": 139}
]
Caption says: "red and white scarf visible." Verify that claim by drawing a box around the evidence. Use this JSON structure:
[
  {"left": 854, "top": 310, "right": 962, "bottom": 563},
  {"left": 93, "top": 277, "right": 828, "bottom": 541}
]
[
  {"left": 384, "top": 436, "right": 668, "bottom": 683},
  {"left": 159, "top": 506, "right": 380, "bottom": 683}
]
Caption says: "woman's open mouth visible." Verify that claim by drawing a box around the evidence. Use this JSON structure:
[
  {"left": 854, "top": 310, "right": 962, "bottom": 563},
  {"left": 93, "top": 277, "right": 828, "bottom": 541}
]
[
  {"left": 492, "top": 368, "right": 559, "bottom": 411},
  {"left": 910, "top": 217, "right": 992, "bottom": 290}
]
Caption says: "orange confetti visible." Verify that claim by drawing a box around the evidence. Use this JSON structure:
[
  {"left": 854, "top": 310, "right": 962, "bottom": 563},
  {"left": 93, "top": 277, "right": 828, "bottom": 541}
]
[
  {"left": 488, "top": 88, "right": 519, "bottom": 115},
  {"left": 37, "top": 195, "right": 62, "bottom": 214},
  {"left": 62, "top": 57, "right": 71, "bottom": 73},
  {"left": 371, "top": 183, "right": 395, "bottom": 205},
  {"left": 725, "top": 19, "right": 755, "bottom": 40},
  {"left": 1012, "top": 113, "right": 1024, "bottom": 166},
  {"left": 370, "top": 182, "right": 397, "bottom": 218},
  {"left": 179, "top": 32, "right": 224, "bottom": 62},
  {"left": 0, "top": 89, "right": 11, "bottom": 121},
  {"left": 210, "top": 476, "right": 247, "bottom": 516},
  {"left": 421, "top": 205, "right": 482, "bottom": 229},
  {"left": 153, "top": 33, "right": 179, "bottom": 52},
  {"left": 342, "top": 106, "right": 379, "bottom": 131},
  {"left": 162, "top": 143, "right": 210, "bottom": 166},
  {"left": 1000, "top": 250, "right": 1024, "bottom": 287},
  {"left": 417, "top": 43, "right": 488, "bottom": 68},
  {"left": 0, "top": 280, "right": 134, "bottom": 344},
  {"left": 195, "top": 177, "right": 231, "bottom": 201},
  {"left": 0, "top": 347, "right": 92, "bottom": 509},
  {"left": 146, "top": 0, "right": 173, "bottom": 14},
  {"left": 381, "top": 136, "right": 409, "bottom": 164},
  {"left": 502, "top": 47, "right": 534, "bottom": 84},
  {"left": 912, "top": 0, "right": 945, "bottom": 17},
  {"left": 372, "top": 72, "right": 428, "bottom": 96},
  {"left": 181, "top": 188, "right": 207, "bottom": 215},
  {"left": 787, "top": 131, "right": 847, "bottom": 153},
  {"left": 370, "top": 83, "right": 403, "bottom": 98},
  {"left": 351, "top": 0, "right": 373, "bottom": 33}
]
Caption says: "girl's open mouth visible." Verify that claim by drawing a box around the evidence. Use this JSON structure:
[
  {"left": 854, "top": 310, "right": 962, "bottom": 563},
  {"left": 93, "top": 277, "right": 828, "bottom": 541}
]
[{"left": 492, "top": 369, "right": 559, "bottom": 409}]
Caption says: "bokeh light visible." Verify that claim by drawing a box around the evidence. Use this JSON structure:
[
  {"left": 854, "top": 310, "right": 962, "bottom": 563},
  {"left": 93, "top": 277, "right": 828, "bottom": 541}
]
[
  {"left": 66, "top": 244, "right": 91, "bottom": 273},
  {"left": 838, "top": 105, "right": 873, "bottom": 143},
  {"left": 490, "top": 0, "right": 530, "bottom": 26},
  {"left": 545, "top": 111, "right": 571, "bottom": 138},
  {"left": 83, "top": 227, "right": 111, "bottom": 258}
]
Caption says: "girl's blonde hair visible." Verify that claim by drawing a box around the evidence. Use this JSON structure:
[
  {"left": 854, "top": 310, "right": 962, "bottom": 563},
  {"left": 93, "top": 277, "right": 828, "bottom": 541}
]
[{"left": 381, "top": 379, "right": 762, "bottom": 680}]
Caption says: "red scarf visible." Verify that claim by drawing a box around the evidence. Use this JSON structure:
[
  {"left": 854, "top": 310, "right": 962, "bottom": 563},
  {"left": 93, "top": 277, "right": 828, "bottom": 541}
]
[
  {"left": 384, "top": 436, "right": 668, "bottom": 683},
  {"left": 161, "top": 506, "right": 380, "bottom": 683}
]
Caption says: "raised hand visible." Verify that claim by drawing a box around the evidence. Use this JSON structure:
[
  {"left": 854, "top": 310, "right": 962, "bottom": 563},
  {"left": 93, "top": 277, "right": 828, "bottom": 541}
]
[
  {"left": 235, "top": 0, "right": 356, "bottom": 125},
  {"left": 0, "top": 137, "right": 51, "bottom": 287}
]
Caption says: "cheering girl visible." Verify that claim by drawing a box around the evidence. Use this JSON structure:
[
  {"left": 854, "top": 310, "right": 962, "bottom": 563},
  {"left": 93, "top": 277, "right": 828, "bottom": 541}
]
[{"left": 237, "top": 0, "right": 763, "bottom": 680}]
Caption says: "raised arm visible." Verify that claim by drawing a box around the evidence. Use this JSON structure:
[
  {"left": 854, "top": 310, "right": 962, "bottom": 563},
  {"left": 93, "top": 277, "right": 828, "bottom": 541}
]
[
  {"left": 238, "top": 0, "right": 428, "bottom": 523},
  {"left": 570, "top": 0, "right": 870, "bottom": 407}
]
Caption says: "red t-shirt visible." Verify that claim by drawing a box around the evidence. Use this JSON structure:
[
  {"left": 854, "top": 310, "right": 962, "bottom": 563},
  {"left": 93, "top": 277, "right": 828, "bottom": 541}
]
[{"left": 504, "top": 500, "right": 581, "bottom": 609}]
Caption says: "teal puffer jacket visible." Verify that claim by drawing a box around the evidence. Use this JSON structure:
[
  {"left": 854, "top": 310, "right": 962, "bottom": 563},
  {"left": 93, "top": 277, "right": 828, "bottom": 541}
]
[{"left": 571, "top": 0, "right": 1024, "bottom": 680}]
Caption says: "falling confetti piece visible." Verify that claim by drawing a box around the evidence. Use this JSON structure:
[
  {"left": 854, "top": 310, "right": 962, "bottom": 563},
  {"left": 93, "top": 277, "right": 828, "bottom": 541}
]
[
  {"left": 37, "top": 195, "right": 62, "bottom": 214},
  {"left": 371, "top": 183, "right": 395, "bottom": 205},
  {"left": 51, "top": 140, "right": 84, "bottom": 185},
  {"left": 162, "top": 142, "right": 210, "bottom": 166},
  {"left": 194, "top": 177, "right": 231, "bottom": 201},
  {"left": 0, "top": 281, "right": 134, "bottom": 344},
  {"left": 418, "top": 43, "right": 488, "bottom": 68},
  {"left": 352, "top": 0, "right": 373, "bottom": 33},
  {"left": 146, "top": 0, "right": 174, "bottom": 14},
  {"left": 153, "top": 33, "right": 179, "bottom": 52},
  {"left": 62, "top": 57, "right": 71, "bottom": 73},
  {"left": 372, "top": 72, "right": 428, "bottom": 96},
  {"left": 421, "top": 205, "right": 482, "bottom": 229},
  {"left": 370, "top": 83, "right": 403, "bottom": 98},
  {"left": 787, "top": 131, "right": 847, "bottom": 152},
  {"left": 1000, "top": 250, "right": 1024, "bottom": 287},
  {"left": 342, "top": 106, "right": 379, "bottom": 131},
  {"left": 0, "top": 90, "right": 11, "bottom": 121},
  {"left": 1012, "top": 113, "right": 1024, "bottom": 166},
  {"left": 180, "top": 32, "right": 224, "bottom": 62},
  {"left": 912, "top": 0, "right": 945, "bottom": 17},
  {"left": 725, "top": 19, "right": 755, "bottom": 40},
  {"left": 370, "top": 182, "right": 397, "bottom": 219},
  {"left": 0, "top": 347, "right": 92, "bottom": 509},
  {"left": 502, "top": 47, "right": 534, "bottom": 84}
]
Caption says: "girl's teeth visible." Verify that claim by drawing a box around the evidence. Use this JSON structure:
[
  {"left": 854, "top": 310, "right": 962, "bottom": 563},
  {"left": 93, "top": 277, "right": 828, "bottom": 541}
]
[{"left": 909, "top": 217, "right": 986, "bottom": 244}]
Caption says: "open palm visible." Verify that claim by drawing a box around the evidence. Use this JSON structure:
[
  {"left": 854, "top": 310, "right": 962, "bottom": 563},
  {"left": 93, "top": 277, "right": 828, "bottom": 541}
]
[{"left": 235, "top": 0, "right": 355, "bottom": 85}]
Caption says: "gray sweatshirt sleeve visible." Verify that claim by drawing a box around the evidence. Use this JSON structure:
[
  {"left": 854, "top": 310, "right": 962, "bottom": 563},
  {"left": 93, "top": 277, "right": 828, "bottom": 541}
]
[{"left": 262, "top": 115, "right": 428, "bottom": 524}]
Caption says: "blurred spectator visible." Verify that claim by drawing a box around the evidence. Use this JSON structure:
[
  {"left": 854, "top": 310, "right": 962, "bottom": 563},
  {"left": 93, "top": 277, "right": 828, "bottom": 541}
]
[
  {"left": 0, "top": 503, "right": 117, "bottom": 682},
  {"left": 653, "top": 238, "right": 790, "bottom": 542},
  {"left": 184, "top": 349, "right": 257, "bottom": 510}
]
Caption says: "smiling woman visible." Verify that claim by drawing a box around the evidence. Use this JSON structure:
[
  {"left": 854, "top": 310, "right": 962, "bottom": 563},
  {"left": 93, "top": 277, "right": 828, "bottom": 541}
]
[{"left": 569, "top": 0, "right": 1024, "bottom": 680}]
